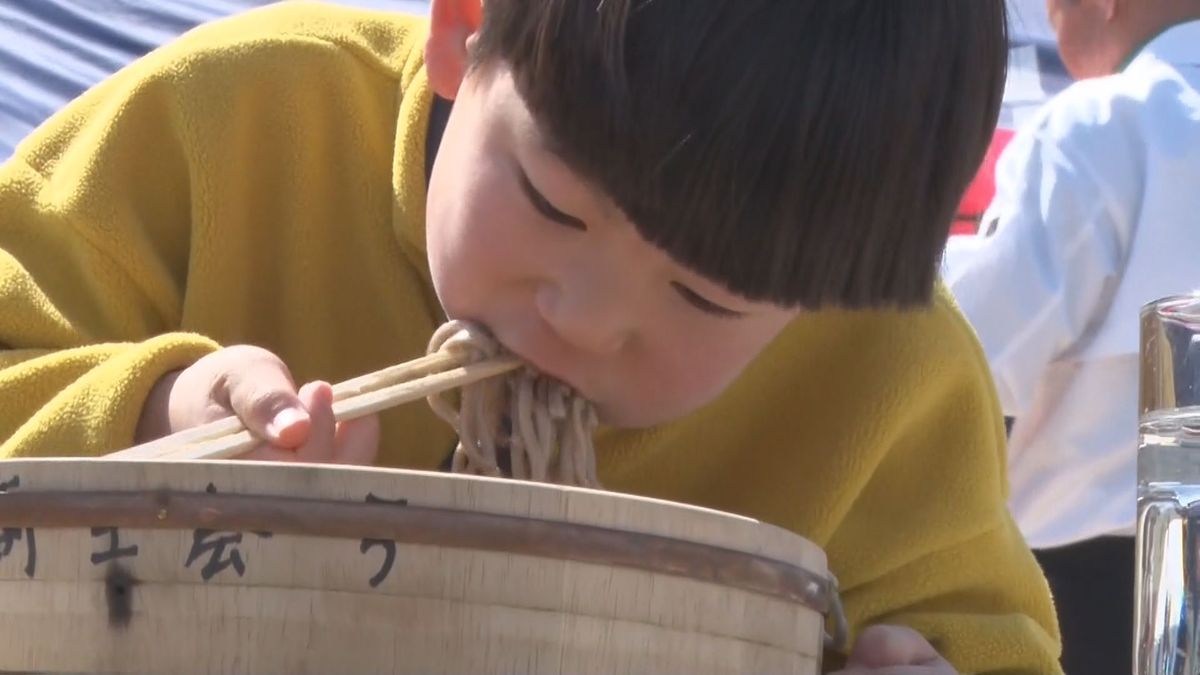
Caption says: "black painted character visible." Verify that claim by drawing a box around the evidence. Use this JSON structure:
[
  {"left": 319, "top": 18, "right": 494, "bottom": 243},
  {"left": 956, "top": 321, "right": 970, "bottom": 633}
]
[
  {"left": 91, "top": 527, "right": 139, "bottom": 565},
  {"left": 0, "top": 526, "right": 36, "bottom": 578},
  {"left": 359, "top": 493, "right": 407, "bottom": 588}
]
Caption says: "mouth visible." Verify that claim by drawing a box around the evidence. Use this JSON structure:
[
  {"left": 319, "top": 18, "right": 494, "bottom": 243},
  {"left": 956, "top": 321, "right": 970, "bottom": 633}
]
[
  {"left": 504, "top": 343, "right": 576, "bottom": 391},
  {"left": 491, "top": 331, "right": 590, "bottom": 401}
]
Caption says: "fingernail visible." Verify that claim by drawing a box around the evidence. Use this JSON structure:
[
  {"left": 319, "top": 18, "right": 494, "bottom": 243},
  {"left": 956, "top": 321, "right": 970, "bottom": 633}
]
[{"left": 267, "top": 408, "right": 308, "bottom": 438}]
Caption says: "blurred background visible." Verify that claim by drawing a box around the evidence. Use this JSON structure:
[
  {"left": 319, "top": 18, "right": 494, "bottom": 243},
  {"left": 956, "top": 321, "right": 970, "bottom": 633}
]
[{"left": 0, "top": 0, "right": 1071, "bottom": 164}]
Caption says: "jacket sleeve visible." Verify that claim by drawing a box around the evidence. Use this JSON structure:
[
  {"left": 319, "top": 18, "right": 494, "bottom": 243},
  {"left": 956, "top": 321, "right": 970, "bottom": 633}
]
[
  {"left": 0, "top": 37, "right": 222, "bottom": 458},
  {"left": 941, "top": 103, "right": 1141, "bottom": 419},
  {"left": 1, "top": 2, "right": 432, "bottom": 459},
  {"left": 823, "top": 293, "right": 1063, "bottom": 674}
]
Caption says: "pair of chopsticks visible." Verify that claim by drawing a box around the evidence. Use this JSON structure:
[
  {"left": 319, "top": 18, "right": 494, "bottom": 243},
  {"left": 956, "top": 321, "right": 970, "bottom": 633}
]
[{"left": 107, "top": 351, "right": 521, "bottom": 462}]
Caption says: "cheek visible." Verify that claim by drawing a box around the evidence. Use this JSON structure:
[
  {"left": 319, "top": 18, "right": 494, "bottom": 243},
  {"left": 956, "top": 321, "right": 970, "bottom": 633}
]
[
  {"left": 660, "top": 338, "right": 760, "bottom": 402},
  {"left": 1054, "top": 29, "right": 1086, "bottom": 74},
  {"left": 428, "top": 168, "right": 529, "bottom": 319},
  {"left": 1049, "top": 8, "right": 1107, "bottom": 79},
  {"left": 610, "top": 327, "right": 778, "bottom": 426}
]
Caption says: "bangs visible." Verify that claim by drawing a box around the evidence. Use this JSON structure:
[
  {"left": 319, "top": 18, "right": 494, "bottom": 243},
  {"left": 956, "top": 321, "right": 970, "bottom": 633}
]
[{"left": 474, "top": 0, "right": 1008, "bottom": 309}]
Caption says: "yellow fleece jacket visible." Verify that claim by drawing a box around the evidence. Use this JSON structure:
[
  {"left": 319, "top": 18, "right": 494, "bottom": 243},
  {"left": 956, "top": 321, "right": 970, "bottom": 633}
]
[{"left": 0, "top": 3, "right": 1062, "bottom": 672}]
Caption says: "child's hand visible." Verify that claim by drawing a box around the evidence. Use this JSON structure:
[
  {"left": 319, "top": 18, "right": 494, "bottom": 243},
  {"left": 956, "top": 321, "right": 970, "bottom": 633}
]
[
  {"left": 830, "top": 625, "right": 958, "bottom": 675},
  {"left": 135, "top": 345, "right": 379, "bottom": 464}
]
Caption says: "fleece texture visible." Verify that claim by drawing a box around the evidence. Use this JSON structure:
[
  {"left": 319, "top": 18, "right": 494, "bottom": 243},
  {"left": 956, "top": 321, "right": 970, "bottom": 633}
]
[{"left": 0, "top": 3, "right": 1062, "bottom": 672}]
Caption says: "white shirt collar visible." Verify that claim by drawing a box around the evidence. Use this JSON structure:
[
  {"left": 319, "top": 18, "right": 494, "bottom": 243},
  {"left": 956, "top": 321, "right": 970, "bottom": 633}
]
[{"left": 1131, "top": 19, "right": 1200, "bottom": 69}]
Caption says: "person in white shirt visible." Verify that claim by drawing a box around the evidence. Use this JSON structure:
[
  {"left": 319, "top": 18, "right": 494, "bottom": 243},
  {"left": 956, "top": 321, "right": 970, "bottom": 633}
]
[{"left": 943, "top": 1, "right": 1200, "bottom": 672}]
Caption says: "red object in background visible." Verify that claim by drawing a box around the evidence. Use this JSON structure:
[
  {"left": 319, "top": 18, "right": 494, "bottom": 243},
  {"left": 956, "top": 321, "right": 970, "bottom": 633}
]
[{"left": 952, "top": 128, "right": 1016, "bottom": 236}]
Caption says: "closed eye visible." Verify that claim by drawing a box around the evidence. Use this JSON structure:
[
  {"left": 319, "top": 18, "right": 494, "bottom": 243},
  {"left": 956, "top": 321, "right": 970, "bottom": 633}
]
[
  {"left": 517, "top": 166, "right": 587, "bottom": 231},
  {"left": 671, "top": 282, "right": 744, "bottom": 318}
]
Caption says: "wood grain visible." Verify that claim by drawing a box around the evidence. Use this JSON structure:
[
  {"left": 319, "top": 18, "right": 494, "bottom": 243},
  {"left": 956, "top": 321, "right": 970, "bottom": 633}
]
[{"left": 0, "top": 459, "right": 830, "bottom": 673}]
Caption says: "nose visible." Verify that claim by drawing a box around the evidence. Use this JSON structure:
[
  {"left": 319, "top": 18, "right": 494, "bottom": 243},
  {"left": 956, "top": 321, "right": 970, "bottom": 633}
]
[{"left": 534, "top": 273, "right": 632, "bottom": 357}]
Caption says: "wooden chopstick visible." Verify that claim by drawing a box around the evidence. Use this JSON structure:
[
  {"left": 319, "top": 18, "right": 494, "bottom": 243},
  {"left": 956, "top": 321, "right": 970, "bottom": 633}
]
[
  {"left": 107, "top": 351, "right": 463, "bottom": 461},
  {"left": 107, "top": 353, "right": 521, "bottom": 462}
]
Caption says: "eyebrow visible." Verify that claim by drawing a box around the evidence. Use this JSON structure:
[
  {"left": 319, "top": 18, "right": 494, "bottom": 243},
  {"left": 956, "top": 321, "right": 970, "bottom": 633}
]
[{"left": 515, "top": 165, "right": 588, "bottom": 230}]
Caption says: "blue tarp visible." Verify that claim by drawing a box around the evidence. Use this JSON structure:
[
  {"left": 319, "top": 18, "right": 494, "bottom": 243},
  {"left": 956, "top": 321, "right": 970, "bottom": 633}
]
[
  {"left": 0, "top": 0, "right": 427, "bottom": 161},
  {"left": 0, "top": 0, "right": 1067, "bottom": 162}
]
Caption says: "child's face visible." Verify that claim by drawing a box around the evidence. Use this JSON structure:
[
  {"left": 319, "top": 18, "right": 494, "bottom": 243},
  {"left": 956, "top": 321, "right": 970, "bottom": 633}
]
[{"left": 426, "top": 67, "right": 799, "bottom": 428}]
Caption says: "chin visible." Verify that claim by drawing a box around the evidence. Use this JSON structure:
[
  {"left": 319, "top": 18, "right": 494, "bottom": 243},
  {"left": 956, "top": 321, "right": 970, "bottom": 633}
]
[{"left": 595, "top": 401, "right": 689, "bottom": 430}]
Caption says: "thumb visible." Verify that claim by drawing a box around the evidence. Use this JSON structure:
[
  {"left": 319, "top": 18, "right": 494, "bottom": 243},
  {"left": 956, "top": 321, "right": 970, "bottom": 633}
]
[
  {"left": 847, "top": 625, "right": 940, "bottom": 669},
  {"left": 220, "top": 348, "right": 310, "bottom": 448}
]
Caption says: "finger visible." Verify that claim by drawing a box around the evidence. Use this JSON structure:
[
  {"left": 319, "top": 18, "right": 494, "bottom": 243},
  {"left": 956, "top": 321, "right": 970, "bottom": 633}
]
[
  {"left": 294, "top": 381, "right": 337, "bottom": 463},
  {"left": 222, "top": 348, "right": 310, "bottom": 448},
  {"left": 847, "top": 625, "right": 941, "bottom": 668},
  {"left": 333, "top": 414, "right": 381, "bottom": 466},
  {"left": 239, "top": 442, "right": 302, "bottom": 463}
]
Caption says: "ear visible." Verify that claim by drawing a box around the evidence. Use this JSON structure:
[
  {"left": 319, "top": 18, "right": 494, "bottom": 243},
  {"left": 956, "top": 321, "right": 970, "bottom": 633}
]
[
  {"left": 1094, "top": 0, "right": 1119, "bottom": 22},
  {"left": 426, "top": 0, "right": 484, "bottom": 100}
]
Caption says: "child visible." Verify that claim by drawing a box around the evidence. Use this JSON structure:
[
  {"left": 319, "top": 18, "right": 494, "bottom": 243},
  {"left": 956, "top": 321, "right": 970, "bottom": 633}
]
[{"left": 0, "top": 1, "right": 1061, "bottom": 672}]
